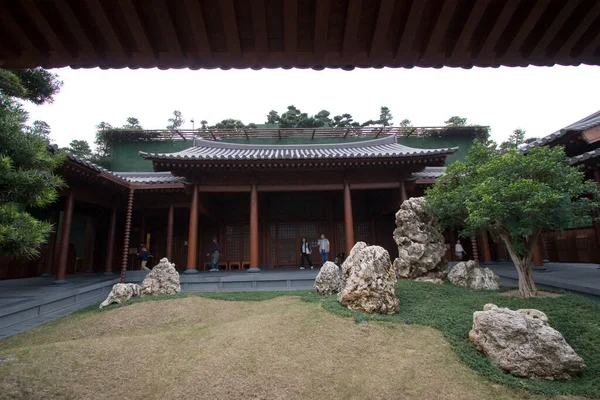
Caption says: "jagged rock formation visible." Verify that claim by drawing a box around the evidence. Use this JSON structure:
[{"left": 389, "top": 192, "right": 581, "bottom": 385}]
[
  {"left": 469, "top": 304, "right": 586, "bottom": 380},
  {"left": 99, "top": 283, "right": 141, "bottom": 310},
  {"left": 338, "top": 242, "right": 399, "bottom": 314},
  {"left": 314, "top": 261, "right": 342, "bottom": 295},
  {"left": 448, "top": 260, "right": 500, "bottom": 290},
  {"left": 140, "top": 257, "right": 181, "bottom": 296},
  {"left": 392, "top": 197, "right": 448, "bottom": 280}
]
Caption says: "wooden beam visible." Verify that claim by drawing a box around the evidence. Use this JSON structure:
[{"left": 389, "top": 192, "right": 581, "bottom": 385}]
[
  {"left": 278, "top": 129, "right": 282, "bottom": 139},
  {"left": 220, "top": 0, "right": 242, "bottom": 58},
  {"left": 251, "top": 0, "right": 268, "bottom": 56},
  {"left": 0, "top": 3, "right": 41, "bottom": 59},
  {"left": 118, "top": 0, "right": 155, "bottom": 59},
  {"left": 153, "top": 0, "right": 184, "bottom": 60},
  {"left": 243, "top": 129, "right": 249, "bottom": 139},
  {"left": 556, "top": 2, "right": 600, "bottom": 59},
  {"left": 21, "top": 0, "right": 70, "bottom": 60},
  {"left": 183, "top": 0, "right": 212, "bottom": 60},
  {"left": 209, "top": 130, "right": 216, "bottom": 140},
  {"left": 130, "top": 183, "right": 186, "bottom": 190},
  {"left": 448, "top": 0, "right": 490, "bottom": 65},
  {"left": 476, "top": 0, "right": 518, "bottom": 62},
  {"left": 343, "top": 129, "right": 350, "bottom": 138},
  {"left": 314, "top": 0, "right": 331, "bottom": 63},
  {"left": 421, "top": 0, "right": 459, "bottom": 64},
  {"left": 53, "top": 0, "right": 96, "bottom": 60},
  {"left": 369, "top": 0, "right": 395, "bottom": 59},
  {"left": 504, "top": 1, "right": 550, "bottom": 60},
  {"left": 84, "top": 0, "right": 128, "bottom": 60},
  {"left": 341, "top": 0, "right": 362, "bottom": 61},
  {"left": 374, "top": 127, "right": 384, "bottom": 138},
  {"left": 527, "top": 0, "right": 580, "bottom": 61},
  {"left": 395, "top": 0, "right": 427, "bottom": 64},
  {"left": 283, "top": 0, "right": 298, "bottom": 55},
  {"left": 311, "top": 129, "right": 316, "bottom": 139}
]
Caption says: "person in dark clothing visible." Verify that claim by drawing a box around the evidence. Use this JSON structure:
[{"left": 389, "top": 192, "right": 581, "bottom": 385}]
[
  {"left": 207, "top": 238, "right": 221, "bottom": 272},
  {"left": 138, "top": 246, "right": 150, "bottom": 271},
  {"left": 299, "top": 237, "right": 313, "bottom": 270}
]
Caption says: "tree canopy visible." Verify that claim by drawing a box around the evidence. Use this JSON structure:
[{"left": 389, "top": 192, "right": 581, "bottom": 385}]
[
  {"left": 425, "top": 141, "right": 598, "bottom": 297},
  {"left": 0, "top": 68, "right": 65, "bottom": 258},
  {"left": 66, "top": 140, "right": 93, "bottom": 159}
]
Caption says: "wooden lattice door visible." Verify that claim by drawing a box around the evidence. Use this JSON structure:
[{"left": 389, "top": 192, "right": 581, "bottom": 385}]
[{"left": 277, "top": 223, "right": 297, "bottom": 266}]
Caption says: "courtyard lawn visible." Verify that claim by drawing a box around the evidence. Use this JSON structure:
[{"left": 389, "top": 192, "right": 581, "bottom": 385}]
[{"left": 0, "top": 284, "right": 597, "bottom": 399}]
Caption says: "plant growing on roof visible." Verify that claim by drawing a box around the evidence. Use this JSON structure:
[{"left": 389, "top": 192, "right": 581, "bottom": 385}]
[
  {"left": 0, "top": 68, "right": 65, "bottom": 258},
  {"left": 425, "top": 141, "right": 598, "bottom": 298}
]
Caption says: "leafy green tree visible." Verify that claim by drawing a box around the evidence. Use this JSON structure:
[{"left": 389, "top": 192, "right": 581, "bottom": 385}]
[
  {"left": 444, "top": 116, "right": 467, "bottom": 126},
  {"left": 425, "top": 141, "right": 598, "bottom": 297},
  {"left": 0, "top": 68, "right": 65, "bottom": 258},
  {"left": 66, "top": 140, "right": 92, "bottom": 159},
  {"left": 124, "top": 117, "right": 142, "bottom": 130},
  {"left": 26, "top": 120, "right": 51, "bottom": 139},
  {"left": 266, "top": 110, "right": 280, "bottom": 124},
  {"left": 167, "top": 110, "right": 185, "bottom": 130},
  {"left": 400, "top": 119, "right": 412, "bottom": 127},
  {"left": 210, "top": 119, "right": 254, "bottom": 129},
  {"left": 379, "top": 106, "right": 393, "bottom": 126},
  {"left": 334, "top": 113, "right": 360, "bottom": 128}
]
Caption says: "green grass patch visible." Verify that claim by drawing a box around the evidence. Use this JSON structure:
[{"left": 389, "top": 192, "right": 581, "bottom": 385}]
[{"left": 88, "top": 283, "right": 600, "bottom": 398}]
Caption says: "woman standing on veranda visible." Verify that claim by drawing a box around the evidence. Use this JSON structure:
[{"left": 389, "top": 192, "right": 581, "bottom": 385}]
[
  {"left": 208, "top": 238, "right": 221, "bottom": 272},
  {"left": 300, "top": 237, "right": 313, "bottom": 270}
]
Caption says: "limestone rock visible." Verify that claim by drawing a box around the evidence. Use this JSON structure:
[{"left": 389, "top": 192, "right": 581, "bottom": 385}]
[
  {"left": 314, "top": 261, "right": 342, "bottom": 295},
  {"left": 414, "top": 276, "right": 444, "bottom": 284},
  {"left": 99, "top": 283, "right": 141, "bottom": 310},
  {"left": 469, "top": 304, "right": 586, "bottom": 380},
  {"left": 338, "top": 242, "right": 399, "bottom": 314},
  {"left": 140, "top": 257, "right": 181, "bottom": 296},
  {"left": 448, "top": 260, "right": 500, "bottom": 290},
  {"left": 392, "top": 197, "right": 449, "bottom": 280}
]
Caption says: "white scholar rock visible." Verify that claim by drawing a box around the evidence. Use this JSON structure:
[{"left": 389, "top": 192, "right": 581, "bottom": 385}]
[
  {"left": 448, "top": 260, "right": 500, "bottom": 290},
  {"left": 99, "top": 283, "right": 141, "bottom": 310},
  {"left": 392, "top": 197, "right": 449, "bottom": 280},
  {"left": 469, "top": 304, "right": 586, "bottom": 380},
  {"left": 140, "top": 257, "right": 181, "bottom": 296},
  {"left": 338, "top": 242, "right": 399, "bottom": 314},
  {"left": 414, "top": 276, "right": 444, "bottom": 284},
  {"left": 314, "top": 261, "right": 342, "bottom": 295}
]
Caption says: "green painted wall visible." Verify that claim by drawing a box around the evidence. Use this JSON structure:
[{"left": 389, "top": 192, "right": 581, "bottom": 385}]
[
  {"left": 55, "top": 211, "right": 87, "bottom": 257},
  {"left": 109, "top": 136, "right": 476, "bottom": 172}
]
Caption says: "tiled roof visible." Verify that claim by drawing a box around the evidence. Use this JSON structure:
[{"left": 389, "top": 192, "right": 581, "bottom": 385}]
[
  {"left": 520, "top": 110, "right": 600, "bottom": 153},
  {"left": 408, "top": 167, "right": 445, "bottom": 180},
  {"left": 570, "top": 148, "right": 600, "bottom": 165},
  {"left": 114, "top": 172, "right": 187, "bottom": 184},
  {"left": 140, "top": 137, "right": 457, "bottom": 161}
]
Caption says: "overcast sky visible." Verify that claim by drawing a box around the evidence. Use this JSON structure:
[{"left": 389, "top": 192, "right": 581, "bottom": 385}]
[{"left": 22, "top": 65, "right": 599, "bottom": 148}]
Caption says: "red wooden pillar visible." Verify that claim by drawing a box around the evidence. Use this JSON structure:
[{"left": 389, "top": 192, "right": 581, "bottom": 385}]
[
  {"left": 532, "top": 240, "right": 544, "bottom": 267},
  {"left": 399, "top": 179, "right": 408, "bottom": 204},
  {"left": 166, "top": 203, "right": 174, "bottom": 260},
  {"left": 479, "top": 230, "right": 492, "bottom": 263},
  {"left": 249, "top": 183, "right": 260, "bottom": 272},
  {"left": 103, "top": 207, "right": 117, "bottom": 275},
  {"left": 185, "top": 185, "right": 200, "bottom": 274},
  {"left": 41, "top": 210, "right": 59, "bottom": 277},
  {"left": 120, "top": 189, "right": 134, "bottom": 283},
  {"left": 593, "top": 169, "right": 600, "bottom": 247},
  {"left": 83, "top": 216, "right": 96, "bottom": 273},
  {"left": 344, "top": 182, "right": 355, "bottom": 256},
  {"left": 470, "top": 236, "right": 479, "bottom": 263},
  {"left": 55, "top": 191, "right": 74, "bottom": 284}
]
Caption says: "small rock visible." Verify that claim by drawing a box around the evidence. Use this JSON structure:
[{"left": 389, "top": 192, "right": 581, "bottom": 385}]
[
  {"left": 99, "top": 283, "right": 141, "bottom": 310},
  {"left": 448, "top": 261, "right": 500, "bottom": 290},
  {"left": 314, "top": 261, "right": 342, "bottom": 295},
  {"left": 338, "top": 242, "right": 399, "bottom": 314},
  {"left": 140, "top": 257, "right": 181, "bottom": 296},
  {"left": 469, "top": 304, "right": 586, "bottom": 380},
  {"left": 414, "top": 276, "right": 444, "bottom": 284}
]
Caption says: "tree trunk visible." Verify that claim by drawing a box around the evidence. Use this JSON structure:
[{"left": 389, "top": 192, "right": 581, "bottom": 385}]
[{"left": 499, "top": 233, "right": 538, "bottom": 298}]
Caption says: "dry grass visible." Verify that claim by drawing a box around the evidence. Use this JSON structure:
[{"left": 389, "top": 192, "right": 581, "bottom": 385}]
[
  {"left": 0, "top": 296, "right": 565, "bottom": 400},
  {"left": 500, "top": 290, "right": 562, "bottom": 298}
]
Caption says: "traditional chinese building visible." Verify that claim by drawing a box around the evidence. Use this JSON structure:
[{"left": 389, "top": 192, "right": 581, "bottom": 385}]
[{"left": 1, "top": 126, "right": 491, "bottom": 281}]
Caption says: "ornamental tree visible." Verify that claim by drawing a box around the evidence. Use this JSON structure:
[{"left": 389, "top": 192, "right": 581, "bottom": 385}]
[
  {"left": 425, "top": 141, "right": 598, "bottom": 297},
  {"left": 0, "top": 68, "right": 65, "bottom": 258}
]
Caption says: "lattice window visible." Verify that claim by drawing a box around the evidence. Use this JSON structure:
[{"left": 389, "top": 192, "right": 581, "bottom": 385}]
[
  {"left": 278, "top": 224, "right": 297, "bottom": 265},
  {"left": 355, "top": 222, "right": 371, "bottom": 244},
  {"left": 178, "top": 237, "right": 187, "bottom": 266},
  {"left": 225, "top": 225, "right": 242, "bottom": 262},
  {"left": 269, "top": 224, "right": 278, "bottom": 266},
  {"left": 242, "top": 224, "right": 250, "bottom": 260}
]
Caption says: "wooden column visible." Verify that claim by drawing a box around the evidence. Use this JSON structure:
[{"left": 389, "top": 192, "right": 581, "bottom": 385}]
[
  {"left": 120, "top": 189, "right": 134, "bottom": 283},
  {"left": 249, "top": 183, "right": 260, "bottom": 272},
  {"left": 41, "top": 210, "right": 59, "bottom": 277},
  {"left": 593, "top": 169, "right": 600, "bottom": 247},
  {"left": 470, "top": 236, "right": 479, "bottom": 263},
  {"left": 55, "top": 191, "right": 74, "bottom": 284},
  {"left": 103, "top": 207, "right": 117, "bottom": 275},
  {"left": 400, "top": 179, "right": 408, "bottom": 204},
  {"left": 83, "top": 216, "right": 96, "bottom": 273},
  {"left": 166, "top": 203, "right": 174, "bottom": 260},
  {"left": 344, "top": 182, "right": 355, "bottom": 256},
  {"left": 479, "top": 230, "right": 492, "bottom": 263},
  {"left": 185, "top": 185, "right": 200, "bottom": 274},
  {"left": 532, "top": 240, "right": 544, "bottom": 267}
]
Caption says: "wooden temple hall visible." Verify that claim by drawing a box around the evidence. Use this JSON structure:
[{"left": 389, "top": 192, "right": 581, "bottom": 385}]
[{"left": 1, "top": 127, "right": 478, "bottom": 281}]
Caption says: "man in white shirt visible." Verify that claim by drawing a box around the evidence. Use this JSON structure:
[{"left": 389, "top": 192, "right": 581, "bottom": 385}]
[
  {"left": 318, "top": 234, "right": 330, "bottom": 265},
  {"left": 455, "top": 240, "right": 466, "bottom": 260}
]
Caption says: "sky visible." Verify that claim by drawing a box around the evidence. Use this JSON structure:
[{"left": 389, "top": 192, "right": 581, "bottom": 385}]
[{"left": 22, "top": 65, "right": 600, "bottom": 148}]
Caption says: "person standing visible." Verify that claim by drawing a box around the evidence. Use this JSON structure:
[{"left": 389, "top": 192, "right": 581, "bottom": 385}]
[
  {"left": 455, "top": 239, "right": 466, "bottom": 261},
  {"left": 318, "top": 234, "right": 330, "bottom": 265},
  {"left": 208, "top": 238, "right": 221, "bottom": 272},
  {"left": 138, "top": 245, "right": 151, "bottom": 271},
  {"left": 299, "top": 237, "right": 313, "bottom": 270}
]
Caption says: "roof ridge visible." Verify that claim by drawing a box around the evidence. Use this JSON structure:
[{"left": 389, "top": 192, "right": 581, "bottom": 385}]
[{"left": 191, "top": 136, "right": 397, "bottom": 150}]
